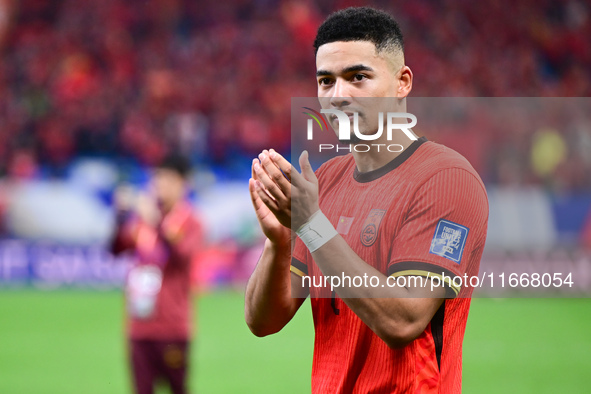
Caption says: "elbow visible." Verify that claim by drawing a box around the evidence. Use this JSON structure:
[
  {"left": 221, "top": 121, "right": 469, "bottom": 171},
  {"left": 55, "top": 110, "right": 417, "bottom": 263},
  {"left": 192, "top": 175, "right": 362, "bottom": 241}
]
[
  {"left": 244, "top": 305, "right": 282, "bottom": 337},
  {"left": 246, "top": 322, "right": 278, "bottom": 338},
  {"left": 382, "top": 335, "right": 415, "bottom": 350},
  {"left": 110, "top": 244, "right": 125, "bottom": 256},
  {"left": 245, "top": 315, "right": 281, "bottom": 338},
  {"left": 377, "top": 322, "right": 423, "bottom": 350}
]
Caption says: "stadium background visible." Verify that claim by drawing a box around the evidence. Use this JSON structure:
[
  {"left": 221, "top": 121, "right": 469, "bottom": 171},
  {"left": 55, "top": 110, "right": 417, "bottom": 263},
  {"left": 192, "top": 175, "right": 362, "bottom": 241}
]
[{"left": 0, "top": 0, "right": 590, "bottom": 392}]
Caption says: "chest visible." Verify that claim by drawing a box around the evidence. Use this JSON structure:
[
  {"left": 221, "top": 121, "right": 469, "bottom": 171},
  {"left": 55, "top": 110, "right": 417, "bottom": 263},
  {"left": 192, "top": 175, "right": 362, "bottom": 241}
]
[{"left": 314, "top": 176, "right": 416, "bottom": 274}]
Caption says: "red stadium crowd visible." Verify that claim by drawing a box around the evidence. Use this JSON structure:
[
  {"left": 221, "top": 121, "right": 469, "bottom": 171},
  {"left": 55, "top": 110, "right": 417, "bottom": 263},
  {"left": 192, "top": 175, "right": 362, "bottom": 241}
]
[{"left": 0, "top": 0, "right": 590, "bottom": 190}]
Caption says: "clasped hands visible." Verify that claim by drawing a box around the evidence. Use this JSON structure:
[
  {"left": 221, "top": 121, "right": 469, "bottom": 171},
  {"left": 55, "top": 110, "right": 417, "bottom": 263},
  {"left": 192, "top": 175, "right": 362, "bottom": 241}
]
[{"left": 248, "top": 149, "right": 320, "bottom": 243}]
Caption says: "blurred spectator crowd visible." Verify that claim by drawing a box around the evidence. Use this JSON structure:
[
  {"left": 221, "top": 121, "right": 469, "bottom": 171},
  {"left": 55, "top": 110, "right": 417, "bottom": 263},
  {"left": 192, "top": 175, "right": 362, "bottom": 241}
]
[
  {"left": 0, "top": 0, "right": 590, "bottom": 286},
  {"left": 0, "top": 0, "right": 589, "bottom": 188}
]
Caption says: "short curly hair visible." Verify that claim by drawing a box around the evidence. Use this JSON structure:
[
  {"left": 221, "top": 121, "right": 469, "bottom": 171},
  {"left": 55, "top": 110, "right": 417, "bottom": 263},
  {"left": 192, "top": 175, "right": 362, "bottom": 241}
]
[{"left": 313, "top": 7, "right": 404, "bottom": 56}]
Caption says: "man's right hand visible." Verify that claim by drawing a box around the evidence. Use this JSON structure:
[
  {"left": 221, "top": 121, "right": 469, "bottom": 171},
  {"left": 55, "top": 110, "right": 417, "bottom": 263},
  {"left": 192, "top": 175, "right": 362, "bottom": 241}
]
[
  {"left": 245, "top": 153, "right": 308, "bottom": 338},
  {"left": 249, "top": 156, "right": 292, "bottom": 248}
]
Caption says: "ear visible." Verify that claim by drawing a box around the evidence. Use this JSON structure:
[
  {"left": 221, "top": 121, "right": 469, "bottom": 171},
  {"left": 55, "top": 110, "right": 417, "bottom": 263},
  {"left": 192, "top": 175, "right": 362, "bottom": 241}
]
[{"left": 397, "top": 66, "right": 413, "bottom": 98}]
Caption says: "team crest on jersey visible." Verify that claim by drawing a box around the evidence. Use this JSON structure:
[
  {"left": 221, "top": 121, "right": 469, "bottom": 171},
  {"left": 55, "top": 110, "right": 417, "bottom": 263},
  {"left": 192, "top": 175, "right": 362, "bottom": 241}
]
[
  {"left": 429, "top": 219, "right": 469, "bottom": 263},
  {"left": 360, "top": 209, "right": 386, "bottom": 247}
]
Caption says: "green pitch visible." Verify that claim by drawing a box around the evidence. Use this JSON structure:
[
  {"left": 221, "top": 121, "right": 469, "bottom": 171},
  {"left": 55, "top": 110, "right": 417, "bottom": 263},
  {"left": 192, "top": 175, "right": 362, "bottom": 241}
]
[{"left": 0, "top": 290, "right": 589, "bottom": 393}]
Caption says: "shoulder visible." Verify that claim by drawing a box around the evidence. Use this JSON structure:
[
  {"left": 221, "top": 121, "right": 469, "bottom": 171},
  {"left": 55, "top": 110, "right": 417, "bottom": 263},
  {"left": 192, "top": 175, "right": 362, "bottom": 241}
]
[
  {"left": 413, "top": 140, "right": 478, "bottom": 174},
  {"left": 405, "top": 141, "right": 489, "bottom": 228},
  {"left": 409, "top": 140, "right": 486, "bottom": 193}
]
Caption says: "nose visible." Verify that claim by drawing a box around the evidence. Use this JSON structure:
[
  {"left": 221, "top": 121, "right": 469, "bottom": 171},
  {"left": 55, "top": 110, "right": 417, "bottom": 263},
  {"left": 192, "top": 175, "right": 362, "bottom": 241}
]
[{"left": 329, "top": 79, "right": 351, "bottom": 108}]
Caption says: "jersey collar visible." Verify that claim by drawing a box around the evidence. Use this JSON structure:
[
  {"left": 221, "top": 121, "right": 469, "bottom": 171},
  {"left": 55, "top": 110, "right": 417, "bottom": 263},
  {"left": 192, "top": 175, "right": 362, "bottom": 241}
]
[{"left": 353, "top": 137, "right": 428, "bottom": 183}]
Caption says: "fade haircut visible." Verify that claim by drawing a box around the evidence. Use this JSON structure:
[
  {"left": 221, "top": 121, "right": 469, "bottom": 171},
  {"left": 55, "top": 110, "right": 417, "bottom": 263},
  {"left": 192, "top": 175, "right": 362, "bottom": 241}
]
[{"left": 313, "top": 7, "right": 404, "bottom": 56}]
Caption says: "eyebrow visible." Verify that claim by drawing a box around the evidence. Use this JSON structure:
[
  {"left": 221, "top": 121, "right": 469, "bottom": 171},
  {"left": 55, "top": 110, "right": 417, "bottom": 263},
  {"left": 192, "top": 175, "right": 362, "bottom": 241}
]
[{"left": 316, "top": 64, "right": 374, "bottom": 77}]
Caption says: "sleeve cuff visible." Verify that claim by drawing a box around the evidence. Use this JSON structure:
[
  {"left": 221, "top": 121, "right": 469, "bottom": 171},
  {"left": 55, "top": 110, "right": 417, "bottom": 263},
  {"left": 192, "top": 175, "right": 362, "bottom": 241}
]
[
  {"left": 290, "top": 257, "right": 308, "bottom": 277},
  {"left": 388, "top": 261, "right": 461, "bottom": 298}
]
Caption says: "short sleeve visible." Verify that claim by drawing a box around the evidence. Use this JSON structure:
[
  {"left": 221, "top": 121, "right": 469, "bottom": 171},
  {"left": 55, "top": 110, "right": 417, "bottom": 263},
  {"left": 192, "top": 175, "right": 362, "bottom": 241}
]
[{"left": 388, "top": 168, "right": 488, "bottom": 297}]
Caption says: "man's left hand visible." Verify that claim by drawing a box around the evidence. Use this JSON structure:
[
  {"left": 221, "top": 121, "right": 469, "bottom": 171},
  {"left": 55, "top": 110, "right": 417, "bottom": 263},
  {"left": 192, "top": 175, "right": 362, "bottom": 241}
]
[{"left": 253, "top": 149, "right": 320, "bottom": 231}]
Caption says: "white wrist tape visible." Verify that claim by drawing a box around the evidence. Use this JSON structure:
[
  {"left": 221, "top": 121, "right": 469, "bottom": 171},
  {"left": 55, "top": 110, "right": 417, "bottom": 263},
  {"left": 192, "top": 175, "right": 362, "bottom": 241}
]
[{"left": 296, "top": 211, "right": 338, "bottom": 253}]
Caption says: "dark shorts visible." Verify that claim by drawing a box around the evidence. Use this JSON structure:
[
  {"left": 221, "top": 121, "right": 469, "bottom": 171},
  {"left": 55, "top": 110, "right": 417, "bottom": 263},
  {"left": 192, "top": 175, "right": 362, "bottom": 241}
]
[{"left": 129, "top": 339, "right": 190, "bottom": 394}]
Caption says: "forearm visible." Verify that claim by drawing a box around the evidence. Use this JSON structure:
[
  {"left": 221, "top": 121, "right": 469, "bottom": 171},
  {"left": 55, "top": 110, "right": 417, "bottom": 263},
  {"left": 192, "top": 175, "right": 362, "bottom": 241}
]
[
  {"left": 110, "top": 215, "right": 137, "bottom": 255},
  {"left": 158, "top": 208, "right": 201, "bottom": 260},
  {"left": 158, "top": 226, "right": 198, "bottom": 263},
  {"left": 311, "top": 235, "right": 444, "bottom": 347},
  {"left": 245, "top": 239, "right": 300, "bottom": 336}
]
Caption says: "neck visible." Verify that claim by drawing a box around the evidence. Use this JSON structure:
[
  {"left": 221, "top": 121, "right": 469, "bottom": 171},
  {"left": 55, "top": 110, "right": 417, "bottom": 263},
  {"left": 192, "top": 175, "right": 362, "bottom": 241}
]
[{"left": 352, "top": 131, "right": 416, "bottom": 173}]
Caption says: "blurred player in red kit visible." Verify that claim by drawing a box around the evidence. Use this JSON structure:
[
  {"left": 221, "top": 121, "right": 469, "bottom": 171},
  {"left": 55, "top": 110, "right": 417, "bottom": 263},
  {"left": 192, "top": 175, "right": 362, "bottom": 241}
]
[
  {"left": 112, "top": 154, "right": 202, "bottom": 394},
  {"left": 245, "top": 7, "right": 488, "bottom": 393}
]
